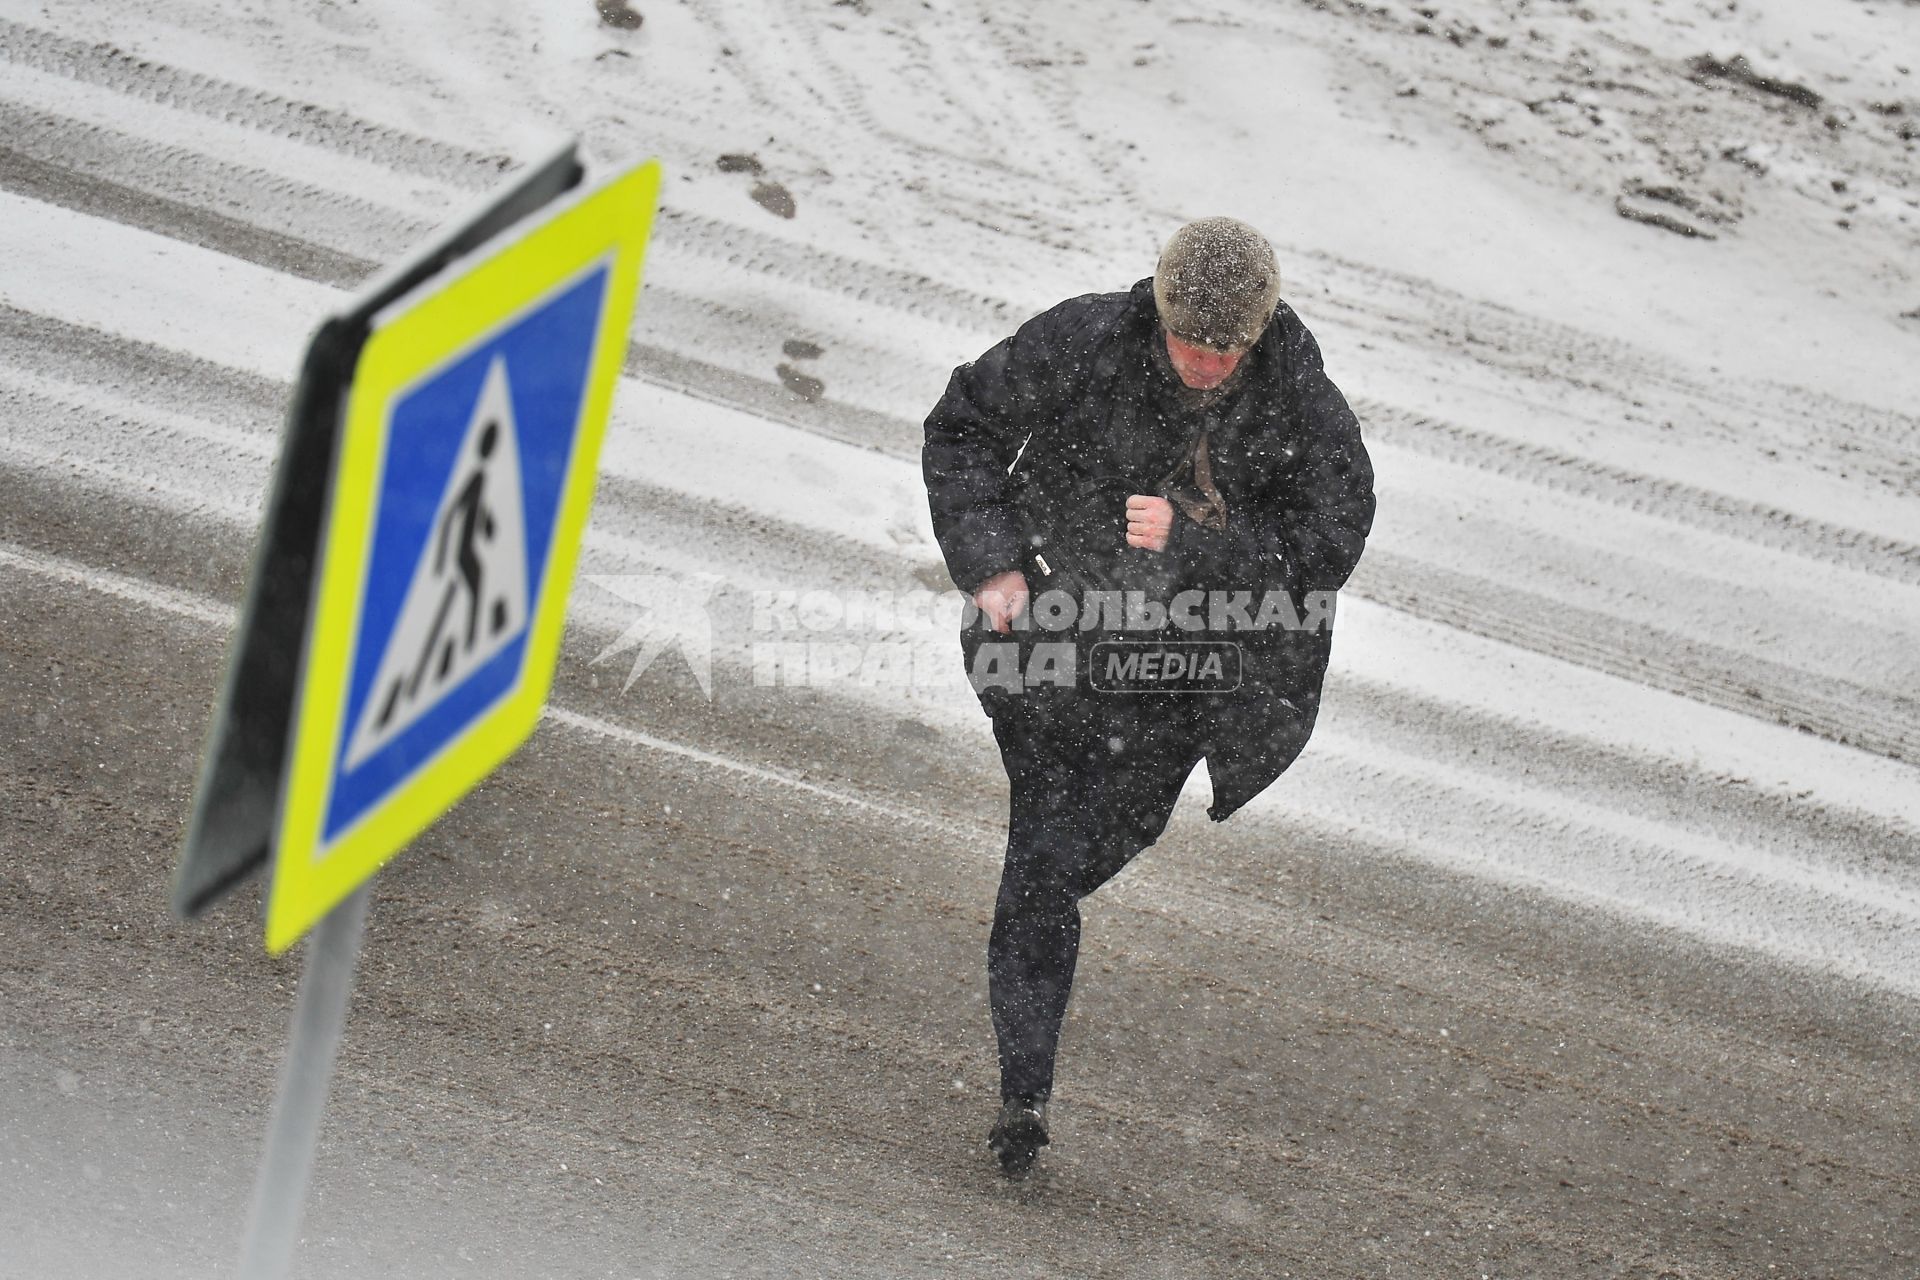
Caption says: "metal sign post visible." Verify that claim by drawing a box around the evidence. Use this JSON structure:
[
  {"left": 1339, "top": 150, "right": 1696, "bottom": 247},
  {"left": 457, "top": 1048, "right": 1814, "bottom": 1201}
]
[{"left": 236, "top": 887, "right": 370, "bottom": 1280}]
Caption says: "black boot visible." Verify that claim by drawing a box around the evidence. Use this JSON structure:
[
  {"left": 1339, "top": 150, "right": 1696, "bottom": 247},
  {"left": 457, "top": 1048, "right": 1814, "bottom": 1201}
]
[{"left": 987, "top": 1096, "right": 1050, "bottom": 1179}]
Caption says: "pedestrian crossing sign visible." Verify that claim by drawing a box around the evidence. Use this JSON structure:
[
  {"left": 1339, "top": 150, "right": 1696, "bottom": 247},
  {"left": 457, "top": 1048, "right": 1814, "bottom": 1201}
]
[{"left": 265, "top": 159, "right": 660, "bottom": 953}]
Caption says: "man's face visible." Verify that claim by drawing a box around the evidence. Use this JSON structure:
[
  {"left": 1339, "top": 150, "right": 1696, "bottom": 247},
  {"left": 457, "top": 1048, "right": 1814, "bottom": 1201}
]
[{"left": 1163, "top": 329, "right": 1245, "bottom": 390}]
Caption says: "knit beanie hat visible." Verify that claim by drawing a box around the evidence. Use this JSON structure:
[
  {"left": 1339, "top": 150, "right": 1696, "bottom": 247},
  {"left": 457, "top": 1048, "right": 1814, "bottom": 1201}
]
[{"left": 1152, "top": 217, "right": 1282, "bottom": 352}]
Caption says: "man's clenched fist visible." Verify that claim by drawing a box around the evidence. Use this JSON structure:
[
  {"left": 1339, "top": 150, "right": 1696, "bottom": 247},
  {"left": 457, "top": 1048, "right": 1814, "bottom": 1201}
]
[
  {"left": 1125, "top": 494, "right": 1173, "bottom": 552},
  {"left": 972, "top": 569, "right": 1030, "bottom": 634}
]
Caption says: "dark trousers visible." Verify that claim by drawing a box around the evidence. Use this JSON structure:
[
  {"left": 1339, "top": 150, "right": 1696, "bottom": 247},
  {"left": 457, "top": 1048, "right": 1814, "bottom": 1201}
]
[{"left": 987, "top": 696, "right": 1210, "bottom": 1104}]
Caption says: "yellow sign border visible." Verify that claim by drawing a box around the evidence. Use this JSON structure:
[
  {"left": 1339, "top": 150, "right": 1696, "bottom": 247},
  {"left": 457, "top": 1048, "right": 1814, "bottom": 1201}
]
[{"left": 266, "top": 160, "right": 661, "bottom": 953}]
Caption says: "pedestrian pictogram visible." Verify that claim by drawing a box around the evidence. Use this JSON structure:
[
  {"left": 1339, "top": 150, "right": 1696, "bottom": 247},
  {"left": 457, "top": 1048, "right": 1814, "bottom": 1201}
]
[{"left": 345, "top": 356, "right": 529, "bottom": 768}]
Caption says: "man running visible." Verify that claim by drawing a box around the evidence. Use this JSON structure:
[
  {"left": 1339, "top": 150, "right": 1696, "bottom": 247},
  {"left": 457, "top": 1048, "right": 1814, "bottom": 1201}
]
[{"left": 922, "top": 218, "right": 1376, "bottom": 1177}]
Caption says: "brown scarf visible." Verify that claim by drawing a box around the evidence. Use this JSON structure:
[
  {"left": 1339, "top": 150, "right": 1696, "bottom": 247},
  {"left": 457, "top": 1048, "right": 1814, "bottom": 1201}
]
[{"left": 1156, "top": 427, "right": 1229, "bottom": 531}]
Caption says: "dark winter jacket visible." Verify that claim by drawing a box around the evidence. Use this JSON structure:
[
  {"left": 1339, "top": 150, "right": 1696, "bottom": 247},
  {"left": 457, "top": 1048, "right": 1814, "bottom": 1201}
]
[{"left": 922, "top": 278, "right": 1375, "bottom": 821}]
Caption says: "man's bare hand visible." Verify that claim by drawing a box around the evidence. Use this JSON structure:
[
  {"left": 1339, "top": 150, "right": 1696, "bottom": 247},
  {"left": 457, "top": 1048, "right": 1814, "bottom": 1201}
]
[
  {"left": 1125, "top": 494, "right": 1174, "bottom": 552},
  {"left": 972, "top": 569, "right": 1030, "bottom": 634}
]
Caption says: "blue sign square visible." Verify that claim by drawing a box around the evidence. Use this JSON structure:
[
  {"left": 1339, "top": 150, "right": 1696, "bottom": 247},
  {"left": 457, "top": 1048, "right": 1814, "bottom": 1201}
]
[{"left": 322, "top": 265, "right": 608, "bottom": 841}]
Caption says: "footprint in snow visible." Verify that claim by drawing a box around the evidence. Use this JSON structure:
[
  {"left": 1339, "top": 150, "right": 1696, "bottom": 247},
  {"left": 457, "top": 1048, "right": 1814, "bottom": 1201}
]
[{"left": 715, "top": 153, "right": 798, "bottom": 220}]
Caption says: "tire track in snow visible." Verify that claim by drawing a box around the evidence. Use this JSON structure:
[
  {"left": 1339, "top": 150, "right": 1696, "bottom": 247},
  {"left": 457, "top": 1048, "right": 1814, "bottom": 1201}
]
[
  {"left": 1356, "top": 546, "right": 1920, "bottom": 763},
  {"left": 1298, "top": 245, "right": 1920, "bottom": 490},
  {"left": 0, "top": 15, "right": 513, "bottom": 187},
  {"left": 1356, "top": 399, "right": 1920, "bottom": 587},
  {"left": 0, "top": 93, "right": 429, "bottom": 270}
]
